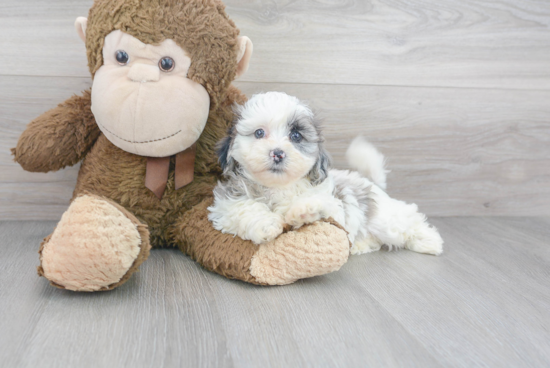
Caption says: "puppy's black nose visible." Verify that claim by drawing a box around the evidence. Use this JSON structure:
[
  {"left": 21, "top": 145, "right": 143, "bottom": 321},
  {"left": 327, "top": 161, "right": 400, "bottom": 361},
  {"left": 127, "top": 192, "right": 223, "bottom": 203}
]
[{"left": 270, "top": 149, "right": 285, "bottom": 163}]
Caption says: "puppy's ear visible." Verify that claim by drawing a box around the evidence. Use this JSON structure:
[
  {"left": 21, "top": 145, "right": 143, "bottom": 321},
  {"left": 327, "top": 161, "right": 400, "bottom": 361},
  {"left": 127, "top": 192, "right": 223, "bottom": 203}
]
[
  {"left": 216, "top": 126, "right": 236, "bottom": 174},
  {"left": 308, "top": 144, "right": 332, "bottom": 185}
]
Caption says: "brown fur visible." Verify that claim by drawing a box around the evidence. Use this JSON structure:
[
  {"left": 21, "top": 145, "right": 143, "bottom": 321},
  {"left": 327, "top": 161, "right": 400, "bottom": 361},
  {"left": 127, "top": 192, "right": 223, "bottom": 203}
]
[
  {"left": 171, "top": 197, "right": 262, "bottom": 284},
  {"left": 13, "top": 0, "right": 349, "bottom": 289},
  {"left": 14, "top": 0, "right": 255, "bottom": 286},
  {"left": 12, "top": 90, "right": 99, "bottom": 173},
  {"left": 72, "top": 85, "right": 242, "bottom": 248}
]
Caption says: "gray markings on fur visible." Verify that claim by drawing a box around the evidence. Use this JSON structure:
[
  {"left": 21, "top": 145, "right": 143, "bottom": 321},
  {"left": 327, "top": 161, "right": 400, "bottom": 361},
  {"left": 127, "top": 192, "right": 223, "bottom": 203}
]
[
  {"left": 214, "top": 167, "right": 272, "bottom": 206},
  {"left": 331, "top": 169, "right": 376, "bottom": 221},
  {"left": 288, "top": 112, "right": 323, "bottom": 156},
  {"left": 216, "top": 123, "right": 238, "bottom": 175},
  {"left": 307, "top": 147, "right": 331, "bottom": 185},
  {"left": 286, "top": 112, "right": 333, "bottom": 186}
]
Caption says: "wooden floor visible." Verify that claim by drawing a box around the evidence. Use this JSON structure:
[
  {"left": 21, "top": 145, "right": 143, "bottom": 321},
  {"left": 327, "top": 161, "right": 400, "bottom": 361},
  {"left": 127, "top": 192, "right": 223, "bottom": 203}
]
[{"left": 1, "top": 217, "right": 549, "bottom": 367}]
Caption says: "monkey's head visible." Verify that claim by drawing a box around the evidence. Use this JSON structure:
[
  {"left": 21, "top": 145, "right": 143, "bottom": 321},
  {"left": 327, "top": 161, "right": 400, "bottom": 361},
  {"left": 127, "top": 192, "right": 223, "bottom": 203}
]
[{"left": 75, "top": 0, "right": 252, "bottom": 157}]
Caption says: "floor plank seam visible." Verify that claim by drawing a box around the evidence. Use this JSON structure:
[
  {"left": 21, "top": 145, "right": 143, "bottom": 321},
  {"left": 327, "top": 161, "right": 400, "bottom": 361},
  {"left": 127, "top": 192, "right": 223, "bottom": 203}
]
[{"left": 2, "top": 74, "right": 550, "bottom": 93}]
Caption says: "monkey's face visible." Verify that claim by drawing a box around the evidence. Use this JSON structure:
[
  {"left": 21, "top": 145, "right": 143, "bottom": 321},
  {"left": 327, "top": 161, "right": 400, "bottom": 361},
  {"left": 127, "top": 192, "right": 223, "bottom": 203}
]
[{"left": 90, "top": 31, "right": 210, "bottom": 157}]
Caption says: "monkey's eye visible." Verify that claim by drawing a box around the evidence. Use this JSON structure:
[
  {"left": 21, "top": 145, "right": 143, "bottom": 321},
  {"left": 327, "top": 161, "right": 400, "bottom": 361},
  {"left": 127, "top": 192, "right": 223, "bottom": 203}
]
[
  {"left": 290, "top": 131, "right": 303, "bottom": 143},
  {"left": 115, "top": 50, "right": 129, "bottom": 65},
  {"left": 159, "top": 57, "right": 175, "bottom": 72},
  {"left": 254, "top": 129, "right": 265, "bottom": 139}
]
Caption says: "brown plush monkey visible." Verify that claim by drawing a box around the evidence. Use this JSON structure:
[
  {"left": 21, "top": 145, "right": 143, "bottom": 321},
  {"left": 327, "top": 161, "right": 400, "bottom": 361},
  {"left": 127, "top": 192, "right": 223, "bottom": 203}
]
[{"left": 12, "top": 0, "right": 350, "bottom": 291}]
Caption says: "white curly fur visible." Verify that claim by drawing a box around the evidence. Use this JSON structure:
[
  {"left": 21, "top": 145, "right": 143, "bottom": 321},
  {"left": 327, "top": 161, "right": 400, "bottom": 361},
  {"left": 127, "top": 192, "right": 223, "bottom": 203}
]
[{"left": 208, "top": 92, "right": 443, "bottom": 256}]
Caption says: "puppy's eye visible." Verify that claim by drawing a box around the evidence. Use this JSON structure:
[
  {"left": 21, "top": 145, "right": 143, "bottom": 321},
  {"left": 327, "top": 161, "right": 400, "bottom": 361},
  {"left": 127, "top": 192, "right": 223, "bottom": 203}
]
[
  {"left": 254, "top": 129, "right": 265, "bottom": 139},
  {"left": 159, "top": 57, "right": 175, "bottom": 72},
  {"left": 290, "top": 131, "right": 303, "bottom": 143},
  {"left": 115, "top": 50, "right": 129, "bottom": 65}
]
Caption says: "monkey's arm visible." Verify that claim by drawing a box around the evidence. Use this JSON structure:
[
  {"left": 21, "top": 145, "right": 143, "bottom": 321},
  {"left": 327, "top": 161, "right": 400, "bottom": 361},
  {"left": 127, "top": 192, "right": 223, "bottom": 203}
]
[
  {"left": 12, "top": 89, "right": 100, "bottom": 173},
  {"left": 170, "top": 198, "right": 350, "bottom": 285}
]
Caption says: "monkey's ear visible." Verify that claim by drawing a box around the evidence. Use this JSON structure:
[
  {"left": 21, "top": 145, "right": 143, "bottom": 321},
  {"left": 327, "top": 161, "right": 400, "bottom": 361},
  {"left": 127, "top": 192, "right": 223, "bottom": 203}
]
[
  {"left": 235, "top": 36, "right": 253, "bottom": 79},
  {"left": 74, "top": 17, "right": 88, "bottom": 43}
]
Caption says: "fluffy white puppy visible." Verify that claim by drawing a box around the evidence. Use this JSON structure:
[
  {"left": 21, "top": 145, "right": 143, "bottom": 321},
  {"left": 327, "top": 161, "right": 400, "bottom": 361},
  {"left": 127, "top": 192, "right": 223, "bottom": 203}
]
[{"left": 208, "top": 92, "right": 443, "bottom": 255}]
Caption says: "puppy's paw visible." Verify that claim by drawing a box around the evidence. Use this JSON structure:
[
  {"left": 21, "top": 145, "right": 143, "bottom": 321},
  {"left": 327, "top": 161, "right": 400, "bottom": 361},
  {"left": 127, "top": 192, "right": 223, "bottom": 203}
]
[
  {"left": 285, "top": 199, "right": 325, "bottom": 228},
  {"left": 351, "top": 233, "right": 382, "bottom": 255},
  {"left": 249, "top": 218, "right": 284, "bottom": 245},
  {"left": 407, "top": 225, "right": 444, "bottom": 256}
]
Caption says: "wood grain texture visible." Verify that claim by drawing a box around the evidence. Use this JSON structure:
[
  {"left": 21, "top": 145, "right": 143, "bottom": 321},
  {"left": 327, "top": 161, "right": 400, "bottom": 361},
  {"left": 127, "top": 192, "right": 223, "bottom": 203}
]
[
  {"left": 228, "top": 0, "right": 550, "bottom": 89},
  {"left": 348, "top": 216, "right": 550, "bottom": 367},
  {"left": 1, "top": 218, "right": 549, "bottom": 367},
  {"left": 2, "top": 76, "right": 549, "bottom": 219},
  {"left": 1, "top": 0, "right": 550, "bottom": 90},
  {"left": 0, "top": 0, "right": 93, "bottom": 78}
]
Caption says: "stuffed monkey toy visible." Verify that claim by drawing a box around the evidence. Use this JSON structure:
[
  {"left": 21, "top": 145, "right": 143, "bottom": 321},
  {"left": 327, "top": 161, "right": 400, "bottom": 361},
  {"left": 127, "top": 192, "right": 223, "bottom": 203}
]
[{"left": 12, "top": 0, "right": 350, "bottom": 292}]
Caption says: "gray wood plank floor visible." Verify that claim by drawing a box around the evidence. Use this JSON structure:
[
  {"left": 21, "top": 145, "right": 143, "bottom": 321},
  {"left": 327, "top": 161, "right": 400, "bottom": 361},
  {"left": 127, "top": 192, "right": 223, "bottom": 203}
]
[{"left": 1, "top": 218, "right": 549, "bottom": 368}]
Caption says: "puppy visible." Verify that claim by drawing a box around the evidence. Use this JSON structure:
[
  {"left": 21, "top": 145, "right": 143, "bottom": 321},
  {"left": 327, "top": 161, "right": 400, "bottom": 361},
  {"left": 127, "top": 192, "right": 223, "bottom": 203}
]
[{"left": 208, "top": 92, "right": 443, "bottom": 255}]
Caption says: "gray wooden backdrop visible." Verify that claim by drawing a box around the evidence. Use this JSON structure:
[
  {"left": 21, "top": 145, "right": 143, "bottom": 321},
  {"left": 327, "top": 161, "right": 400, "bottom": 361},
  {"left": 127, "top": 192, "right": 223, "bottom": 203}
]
[{"left": 1, "top": 0, "right": 550, "bottom": 219}]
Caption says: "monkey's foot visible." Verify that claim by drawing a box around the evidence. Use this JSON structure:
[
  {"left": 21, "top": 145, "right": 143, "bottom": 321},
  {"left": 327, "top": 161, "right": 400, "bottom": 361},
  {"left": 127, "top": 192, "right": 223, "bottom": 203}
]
[
  {"left": 249, "top": 219, "right": 350, "bottom": 285},
  {"left": 38, "top": 194, "right": 151, "bottom": 291}
]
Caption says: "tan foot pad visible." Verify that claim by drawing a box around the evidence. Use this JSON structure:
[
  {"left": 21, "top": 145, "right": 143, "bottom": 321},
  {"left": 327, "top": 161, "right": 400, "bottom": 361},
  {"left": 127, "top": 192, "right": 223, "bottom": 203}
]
[
  {"left": 250, "top": 220, "right": 350, "bottom": 285},
  {"left": 38, "top": 195, "right": 150, "bottom": 291}
]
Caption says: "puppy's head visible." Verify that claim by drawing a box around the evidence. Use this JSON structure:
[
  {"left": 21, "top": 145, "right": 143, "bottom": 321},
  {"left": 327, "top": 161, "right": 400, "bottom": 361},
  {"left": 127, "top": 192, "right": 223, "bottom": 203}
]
[{"left": 217, "top": 92, "right": 331, "bottom": 187}]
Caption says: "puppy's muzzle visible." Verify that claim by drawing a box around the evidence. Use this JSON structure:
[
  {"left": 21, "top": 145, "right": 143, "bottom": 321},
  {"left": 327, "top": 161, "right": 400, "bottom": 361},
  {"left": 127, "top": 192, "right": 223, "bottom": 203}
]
[{"left": 270, "top": 149, "right": 285, "bottom": 163}]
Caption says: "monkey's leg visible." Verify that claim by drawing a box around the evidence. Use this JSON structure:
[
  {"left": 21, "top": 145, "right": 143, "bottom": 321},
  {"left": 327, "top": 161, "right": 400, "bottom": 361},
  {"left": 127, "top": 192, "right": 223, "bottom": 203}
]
[
  {"left": 38, "top": 194, "right": 151, "bottom": 291},
  {"left": 12, "top": 89, "right": 100, "bottom": 173},
  {"left": 170, "top": 198, "right": 350, "bottom": 285}
]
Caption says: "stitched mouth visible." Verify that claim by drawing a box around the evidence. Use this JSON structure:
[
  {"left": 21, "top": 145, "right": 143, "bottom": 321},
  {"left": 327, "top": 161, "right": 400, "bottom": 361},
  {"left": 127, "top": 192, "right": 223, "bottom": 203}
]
[{"left": 97, "top": 121, "right": 182, "bottom": 144}]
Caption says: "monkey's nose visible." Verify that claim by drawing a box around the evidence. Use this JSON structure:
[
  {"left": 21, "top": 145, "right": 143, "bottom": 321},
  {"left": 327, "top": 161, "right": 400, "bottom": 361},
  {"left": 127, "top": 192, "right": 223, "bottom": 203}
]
[
  {"left": 270, "top": 149, "right": 286, "bottom": 163},
  {"left": 127, "top": 63, "right": 160, "bottom": 83}
]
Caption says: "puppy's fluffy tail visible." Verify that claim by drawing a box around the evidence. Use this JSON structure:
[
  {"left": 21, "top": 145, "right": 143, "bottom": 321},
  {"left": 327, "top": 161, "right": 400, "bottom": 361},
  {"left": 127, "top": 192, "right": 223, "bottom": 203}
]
[{"left": 345, "top": 136, "right": 389, "bottom": 190}]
